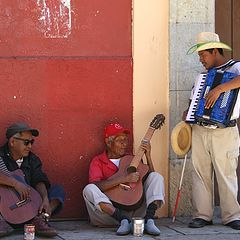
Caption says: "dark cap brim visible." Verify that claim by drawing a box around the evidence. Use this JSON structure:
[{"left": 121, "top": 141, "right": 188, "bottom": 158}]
[{"left": 6, "top": 125, "right": 39, "bottom": 139}]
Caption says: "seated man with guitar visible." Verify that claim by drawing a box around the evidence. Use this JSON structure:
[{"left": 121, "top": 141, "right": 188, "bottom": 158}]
[
  {"left": 0, "top": 122, "right": 65, "bottom": 237},
  {"left": 83, "top": 116, "right": 165, "bottom": 236}
]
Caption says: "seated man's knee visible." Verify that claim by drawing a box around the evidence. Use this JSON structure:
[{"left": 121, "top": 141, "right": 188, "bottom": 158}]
[
  {"left": 157, "top": 173, "right": 164, "bottom": 184},
  {"left": 48, "top": 184, "right": 65, "bottom": 203},
  {"left": 83, "top": 183, "right": 99, "bottom": 199},
  {"left": 53, "top": 185, "right": 65, "bottom": 199},
  {"left": 149, "top": 172, "right": 164, "bottom": 182}
]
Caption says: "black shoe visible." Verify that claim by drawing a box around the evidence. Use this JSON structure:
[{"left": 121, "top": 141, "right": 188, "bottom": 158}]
[
  {"left": 188, "top": 218, "right": 213, "bottom": 228},
  {"left": 226, "top": 220, "right": 240, "bottom": 230}
]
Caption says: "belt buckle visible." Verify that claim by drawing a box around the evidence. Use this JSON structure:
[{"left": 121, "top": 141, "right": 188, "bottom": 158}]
[{"left": 202, "top": 123, "right": 218, "bottom": 129}]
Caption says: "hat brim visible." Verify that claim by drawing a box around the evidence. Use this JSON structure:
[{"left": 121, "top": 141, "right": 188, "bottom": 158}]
[
  {"left": 115, "top": 129, "right": 130, "bottom": 136},
  {"left": 6, "top": 129, "right": 39, "bottom": 139},
  {"left": 104, "top": 128, "right": 130, "bottom": 138},
  {"left": 171, "top": 121, "right": 191, "bottom": 157},
  {"left": 187, "top": 42, "right": 232, "bottom": 54}
]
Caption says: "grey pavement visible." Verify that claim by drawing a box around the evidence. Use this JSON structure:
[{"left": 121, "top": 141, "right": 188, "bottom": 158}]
[{"left": 1, "top": 217, "right": 240, "bottom": 240}]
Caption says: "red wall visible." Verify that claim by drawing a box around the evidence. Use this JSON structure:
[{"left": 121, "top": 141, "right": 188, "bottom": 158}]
[{"left": 0, "top": 0, "right": 132, "bottom": 218}]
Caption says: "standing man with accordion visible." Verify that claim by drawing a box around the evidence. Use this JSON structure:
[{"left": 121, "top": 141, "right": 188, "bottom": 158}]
[{"left": 183, "top": 32, "right": 240, "bottom": 230}]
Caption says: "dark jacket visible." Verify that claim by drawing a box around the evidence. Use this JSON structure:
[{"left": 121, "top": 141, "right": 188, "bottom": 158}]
[{"left": 0, "top": 143, "right": 50, "bottom": 189}]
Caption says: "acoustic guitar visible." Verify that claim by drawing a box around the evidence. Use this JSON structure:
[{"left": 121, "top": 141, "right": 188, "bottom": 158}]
[
  {"left": 0, "top": 158, "right": 42, "bottom": 224},
  {"left": 104, "top": 114, "right": 165, "bottom": 210}
]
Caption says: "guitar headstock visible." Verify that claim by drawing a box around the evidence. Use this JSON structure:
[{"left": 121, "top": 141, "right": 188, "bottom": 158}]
[{"left": 150, "top": 114, "right": 165, "bottom": 130}]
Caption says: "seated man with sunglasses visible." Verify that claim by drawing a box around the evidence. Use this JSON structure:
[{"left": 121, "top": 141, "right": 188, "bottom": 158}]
[{"left": 0, "top": 122, "right": 65, "bottom": 238}]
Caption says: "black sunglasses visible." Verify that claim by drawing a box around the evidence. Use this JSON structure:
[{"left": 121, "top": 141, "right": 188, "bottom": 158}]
[{"left": 13, "top": 137, "right": 35, "bottom": 146}]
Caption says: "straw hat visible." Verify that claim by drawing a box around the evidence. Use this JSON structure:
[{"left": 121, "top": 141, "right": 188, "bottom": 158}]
[
  {"left": 187, "top": 32, "right": 232, "bottom": 54},
  {"left": 171, "top": 121, "right": 192, "bottom": 157}
]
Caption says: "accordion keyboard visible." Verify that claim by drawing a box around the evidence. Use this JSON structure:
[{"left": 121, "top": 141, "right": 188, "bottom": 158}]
[{"left": 186, "top": 73, "right": 207, "bottom": 123}]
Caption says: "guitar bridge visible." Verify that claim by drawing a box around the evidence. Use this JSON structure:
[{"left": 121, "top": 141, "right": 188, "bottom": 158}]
[
  {"left": 119, "top": 183, "right": 131, "bottom": 191},
  {"left": 9, "top": 198, "right": 31, "bottom": 210}
]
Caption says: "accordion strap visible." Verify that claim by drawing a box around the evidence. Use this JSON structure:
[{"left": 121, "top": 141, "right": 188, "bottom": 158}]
[
  {"left": 219, "top": 60, "right": 239, "bottom": 71},
  {"left": 203, "top": 72, "right": 224, "bottom": 117},
  {"left": 204, "top": 60, "right": 239, "bottom": 118}
]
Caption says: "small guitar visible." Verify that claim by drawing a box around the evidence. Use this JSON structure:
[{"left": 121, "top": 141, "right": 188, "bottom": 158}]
[
  {"left": 104, "top": 114, "right": 165, "bottom": 210},
  {"left": 0, "top": 157, "right": 42, "bottom": 224}
]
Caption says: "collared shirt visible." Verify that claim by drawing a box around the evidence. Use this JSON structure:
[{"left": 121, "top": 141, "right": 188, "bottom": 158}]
[
  {"left": 16, "top": 158, "right": 23, "bottom": 167},
  {"left": 89, "top": 151, "right": 119, "bottom": 183},
  {"left": 0, "top": 143, "right": 50, "bottom": 189}
]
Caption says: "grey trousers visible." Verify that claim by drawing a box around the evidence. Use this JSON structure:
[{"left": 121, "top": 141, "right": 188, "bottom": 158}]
[{"left": 83, "top": 172, "right": 165, "bottom": 226}]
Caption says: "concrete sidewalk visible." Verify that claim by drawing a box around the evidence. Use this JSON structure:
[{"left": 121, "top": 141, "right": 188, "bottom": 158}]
[{"left": 2, "top": 217, "right": 240, "bottom": 240}]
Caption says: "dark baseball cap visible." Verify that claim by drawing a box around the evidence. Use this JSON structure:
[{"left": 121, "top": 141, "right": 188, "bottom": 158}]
[{"left": 6, "top": 123, "right": 39, "bottom": 139}]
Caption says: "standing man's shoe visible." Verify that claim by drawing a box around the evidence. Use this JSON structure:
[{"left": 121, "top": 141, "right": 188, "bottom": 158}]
[
  {"left": 188, "top": 218, "right": 213, "bottom": 228},
  {"left": 226, "top": 220, "right": 240, "bottom": 230}
]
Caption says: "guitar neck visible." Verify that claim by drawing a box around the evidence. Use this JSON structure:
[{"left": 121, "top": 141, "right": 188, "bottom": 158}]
[{"left": 129, "top": 127, "right": 156, "bottom": 171}]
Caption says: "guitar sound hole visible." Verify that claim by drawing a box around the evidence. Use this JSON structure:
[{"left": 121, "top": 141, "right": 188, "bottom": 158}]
[{"left": 127, "top": 166, "right": 137, "bottom": 174}]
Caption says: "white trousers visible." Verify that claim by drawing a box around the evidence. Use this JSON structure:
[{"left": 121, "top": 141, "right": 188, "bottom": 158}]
[
  {"left": 83, "top": 172, "right": 165, "bottom": 226},
  {"left": 191, "top": 124, "right": 240, "bottom": 224}
]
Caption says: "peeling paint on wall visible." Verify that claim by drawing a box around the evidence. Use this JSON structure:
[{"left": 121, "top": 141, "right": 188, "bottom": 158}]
[{"left": 36, "top": 0, "right": 71, "bottom": 38}]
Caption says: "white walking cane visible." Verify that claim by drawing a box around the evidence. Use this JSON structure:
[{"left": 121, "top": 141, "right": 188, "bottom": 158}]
[
  {"left": 172, "top": 154, "right": 187, "bottom": 223},
  {"left": 171, "top": 121, "right": 192, "bottom": 223}
]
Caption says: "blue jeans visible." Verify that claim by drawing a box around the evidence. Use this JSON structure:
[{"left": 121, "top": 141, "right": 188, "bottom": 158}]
[{"left": 48, "top": 184, "right": 65, "bottom": 215}]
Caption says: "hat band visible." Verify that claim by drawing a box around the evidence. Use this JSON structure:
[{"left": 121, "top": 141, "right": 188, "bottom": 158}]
[{"left": 187, "top": 41, "right": 232, "bottom": 54}]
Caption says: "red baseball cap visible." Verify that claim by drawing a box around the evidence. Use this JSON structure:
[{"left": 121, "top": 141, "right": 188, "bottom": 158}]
[{"left": 104, "top": 123, "right": 130, "bottom": 138}]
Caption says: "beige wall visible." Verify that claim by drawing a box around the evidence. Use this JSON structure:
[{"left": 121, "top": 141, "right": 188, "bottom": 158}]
[{"left": 133, "top": 0, "right": 169, "bottom": 217}]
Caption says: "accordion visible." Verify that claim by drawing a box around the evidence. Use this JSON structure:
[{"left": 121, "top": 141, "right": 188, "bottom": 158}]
[{"left": 186, "top": 68, "right": 239, "bottom": 128}]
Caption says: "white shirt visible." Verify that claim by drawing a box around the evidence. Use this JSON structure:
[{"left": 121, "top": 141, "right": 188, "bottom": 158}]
[
  {"left": 16, "top": 158, "right": 23, "bottom": 168},
  {"left": 109, "top": 158, "right": 121, "bottom": 167}
]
